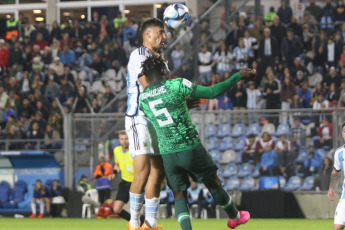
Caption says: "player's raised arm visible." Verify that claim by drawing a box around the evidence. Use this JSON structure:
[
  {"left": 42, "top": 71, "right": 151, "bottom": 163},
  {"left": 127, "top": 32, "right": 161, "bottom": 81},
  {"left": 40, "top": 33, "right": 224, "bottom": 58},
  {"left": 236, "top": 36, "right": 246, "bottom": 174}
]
[
  {"left": 190, "top": 68, "right": 256, "bottom": 99},
  {"left": 328, "top": 168, "right": 341, "bottom": 201}
]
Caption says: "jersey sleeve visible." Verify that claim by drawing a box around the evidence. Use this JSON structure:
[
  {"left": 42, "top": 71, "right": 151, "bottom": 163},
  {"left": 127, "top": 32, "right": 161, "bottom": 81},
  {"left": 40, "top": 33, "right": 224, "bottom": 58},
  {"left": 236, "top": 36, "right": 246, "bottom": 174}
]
[
  {"left": 334, "top": 150, "right": 341, "bottom": 171},
  {"left": 178, "top": 78, "right": 197, "bottom": 97}
]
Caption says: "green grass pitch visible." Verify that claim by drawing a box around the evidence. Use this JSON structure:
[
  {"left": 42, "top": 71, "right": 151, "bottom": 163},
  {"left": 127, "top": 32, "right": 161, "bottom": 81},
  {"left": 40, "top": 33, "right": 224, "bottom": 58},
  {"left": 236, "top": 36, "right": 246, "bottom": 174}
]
[{"left": 0, "top": 218, "right": 333, "bottom": 230}]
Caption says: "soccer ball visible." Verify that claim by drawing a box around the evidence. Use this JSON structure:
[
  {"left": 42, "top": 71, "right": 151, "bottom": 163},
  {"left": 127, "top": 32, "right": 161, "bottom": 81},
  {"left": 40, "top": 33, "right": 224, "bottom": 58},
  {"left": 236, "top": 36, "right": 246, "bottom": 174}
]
[{"left": 163, "top": 3, "right": 190, "bottom": 31}]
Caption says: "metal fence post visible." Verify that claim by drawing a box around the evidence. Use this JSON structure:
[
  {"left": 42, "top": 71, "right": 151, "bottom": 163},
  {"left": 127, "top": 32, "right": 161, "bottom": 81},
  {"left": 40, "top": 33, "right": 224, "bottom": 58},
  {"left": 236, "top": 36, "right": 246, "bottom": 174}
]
[{"left": 64, "top": 112, "right": 74, "bottom": 189}]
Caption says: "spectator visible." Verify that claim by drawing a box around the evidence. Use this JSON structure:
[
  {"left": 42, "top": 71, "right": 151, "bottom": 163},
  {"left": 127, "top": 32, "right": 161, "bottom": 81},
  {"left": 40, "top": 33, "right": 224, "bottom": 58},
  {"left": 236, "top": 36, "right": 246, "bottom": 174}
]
[
  {"left": 225, "top": 22, "right": 243, "bottom": 50},
  {"left": 315, "top": 117, "right": 333, "bottom": 149},
  {"left": 0, "top": 39, "right": 9, "bottom": 72},
  {"left": 281, "top": 29, "right": 303, "bottom": 67},
  {"left": 8, "top": 41, "right": 23, "bottom": 76},
  {"left": 302, "top": 11, "right": 318, "bottom": 34},
  {"left": 49, "top": 57, "right": 64, "bottom": 76},
  {"left": 50, "top": 179, "right": 65, "bottom": 217},
  {"left": 313, "top": 45, "right": 327, "bottom": 73},
  {"left": 17, "top": 113, "right": 31, "bottom": 139},
  {"left": 277, "top": 0, "right": 293, "bottom": 25},
  {"left": 313, "top": 92, "right": 330, "bottom": 125},
  {"left": 250, "top": 17, "right": 265, "bottom": 41},
  {"left": 35, "top": 22, "right": 50, "bottom": 43},
  {"left": 326, "top": 37, "right": 338, "bottom": 68},
  {"left": 233, "top": 37, "right": 250, "bottom": 70},
  {"left": 280, "top": 75, "right": 296, "bottom": 125},
  {"left": 50, "top": 21, "right": 62, "bottom": 41},
  {"left": 302, "top": 145, "right": 321, "bottom": 177},
  {"left": 263, "top": 71, "right": 281, "bottom": 110},
  {"left": 246, "top": 81, "right": 261, "bottom": 122},
  {"left": 243, "top": 30, "right": 258, "bottom": 63},
  {"left": 32, "top": 33, "right": 49, "bottom": 51},
  {"left": 77, "top": 174, "right": 101, "bottom": 209},
  {"left": 4, "top": 114, "right": 17, "bottom": 135},
  {"left": 270, "top": 16, "right": 286, "bottom": 54},
  {"left": 26, "top": 122, "right": 44, "bottom": 149},
  {"left": 35, "top": 100, "right": 49, "bottom": 121},
  {"left": 110, "top": 41, "right": 127, "bottom": 67},
  {"left": 264, "top": 6, "right": 277, "bottom": 26},
  {"left": 290, "top": 117, "right": 307, "bottom": 147},
  {"left": 314, "top": 157, "right": 332, "bottom": 191},
  {"left": 260, "top": 144, "right": 279, "bottom": 176},
  {"left": 275, "top": 134, "right": 291, "bottom": 153},
  {"left": 229, "top": 80, "right": 247, "bottom": 122},
  {"left": 288, "top": 16, "right": 303, "bottom": 39},
  {"left": 187, "top": 181, "right": 207, "bottom": 219},
  {"left": 258, "top": 28, "right": 278, "bottom": 73},
  {"left": 44, "top": 124, "right": 61, "bottom": 150},
  {"left": 60, "top": 44, "right": 76, "bottom": 66},
  {"left": 213, "top": 40, "right": 232, "bottom": 76},
  {"left": 297, "top": 81, "right": 312, "bottom": 108},
  {"left": 159, "top": 179, "right": 173, "bottom": 218},
  {"left": 320, "top": 0, "right": 335, "bottom": 30},
  {"left": 72, "top": 19, "right": 84, "bottom": 40},
  {"left": 29, "top": 179, "right": 51, "bottom": 218},
  {"left": 93, "top": 156, "right": 112, "bottom": 204},
  {"left": 6, "top": 125, "right": 22, "bottom": 150},
  {"left": 243, "top": 134, "right": 259, "bottom": 163},
  {"left": 75, "top": 87, "right": 91, "bottom": 113},
  {"left": 277, "top": 141, "right": 296, "bottom": 178},
  {"left": 198, "top": 45, "right": 213, "bottom": 85},
  {"left": 176, "top": 63, "right": 193, "bottom": 81},
  {"left": 44, "top": 79, "right": 60, "bottom": 102},
  {"left": 305, "top": 0, "right": 321, "bottom": 20},
  {"left": 58, "top": 77, "right": 75, "bottom": 104}
]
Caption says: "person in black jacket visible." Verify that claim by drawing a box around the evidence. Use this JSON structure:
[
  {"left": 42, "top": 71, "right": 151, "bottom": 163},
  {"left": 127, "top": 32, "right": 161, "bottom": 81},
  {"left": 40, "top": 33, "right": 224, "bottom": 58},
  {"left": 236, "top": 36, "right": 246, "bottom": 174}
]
[
  {"left": 228, "top": 80, "right": 247, "bottom": 123},
  {"left": 281, "top": 29, "right": 303, "bottom": 67},
  {"left": 258, "top": 28, "right": 278, "bottom": 74},
  {"left": 314, "top": 157, "right": 332, "bottom": 191}
]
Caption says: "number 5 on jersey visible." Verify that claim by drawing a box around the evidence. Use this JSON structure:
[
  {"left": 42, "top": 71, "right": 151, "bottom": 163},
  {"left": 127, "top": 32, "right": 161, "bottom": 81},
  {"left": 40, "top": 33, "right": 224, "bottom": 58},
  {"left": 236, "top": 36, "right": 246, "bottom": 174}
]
[{"left": 149, "top": 99, "right": 174, "bottom": 127}]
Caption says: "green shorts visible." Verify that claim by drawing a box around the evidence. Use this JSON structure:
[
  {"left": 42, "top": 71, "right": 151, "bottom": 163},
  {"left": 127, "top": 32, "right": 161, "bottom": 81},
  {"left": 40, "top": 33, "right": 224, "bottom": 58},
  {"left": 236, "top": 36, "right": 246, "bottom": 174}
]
[{"left": 161, "top": 143, "right": 218, "bottom": 191}]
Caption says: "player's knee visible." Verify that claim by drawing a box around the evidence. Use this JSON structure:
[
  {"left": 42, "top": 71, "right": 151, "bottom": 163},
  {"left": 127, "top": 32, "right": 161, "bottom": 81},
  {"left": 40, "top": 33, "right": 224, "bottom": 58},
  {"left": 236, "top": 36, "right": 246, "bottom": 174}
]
[{"left": 203, "top": 173, "right": 221, "bottom": 190}]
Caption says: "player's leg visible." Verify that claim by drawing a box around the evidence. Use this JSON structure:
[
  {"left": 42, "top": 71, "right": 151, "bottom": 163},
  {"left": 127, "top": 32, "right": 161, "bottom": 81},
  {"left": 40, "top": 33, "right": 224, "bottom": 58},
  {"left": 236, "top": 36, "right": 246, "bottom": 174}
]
[
  {"left": 161, "top": 153, "right": 192, "bottom": 230},
  {"left": 114, "top": 180, "right": 131, "bottom": 221},
  {"left": 44, "top": 197, "right": 51, "bottom": 216},
  {"left": 30, "top": 198, "right": 37, "bottom": 217},
  {"left": 334, "top": 225, "right": 344, "bottom": 230},
  {"left": 143, "top": 155, "right": 165, "bottom": 228},
  {"left": 334, "top": 200, "right": 345, "bottom": 230}
]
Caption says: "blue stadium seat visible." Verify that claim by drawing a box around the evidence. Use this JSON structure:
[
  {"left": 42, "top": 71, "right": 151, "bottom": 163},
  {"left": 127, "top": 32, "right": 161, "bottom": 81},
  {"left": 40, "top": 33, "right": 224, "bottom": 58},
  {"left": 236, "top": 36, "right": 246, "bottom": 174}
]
[
  {"left": 261, "top": 123, "right": 276, "bottom": 135},
  {"left": 206, "top": 137, "right": 220, "bottom": 150},
  {"left": 275, "top": 123, "right": 290, "bottom": 136},
  {"left": 252, "top": 164, "right": 260, "bottom": 178},
  {"left": 246, "top": 123, "right": 261, "bottom": 136},
  {"left": 217, "top": 124, "right": 231, "bottom": 138},
  {"left": 45, "top": 179, "right": 53, "bottom": 190},
  {"left": 233, "top": 150, "right": 243, "bottom": 164},
  {"left": 279, "top": 176, "right": 286, "bottom": 189},
  {"left": 0, "top": 181, "right": 11, "bottom": 204},
  {"left": 209, "top": 150, "right": 221, "bottom": 163},
  {"left": 205, "top": 124, "right": 217, "bottom": 138},
  {"left": 233, "top": 136, "right": 247, "bottom": 151},
  {"left": 311, "top": 136, "right": 320, "bottom": 146},
  {"left": 225, "top": 177, "right": 240, "bottom": 191},
  {"left": 237, "top": 163, "right": 252, "bottom": 178},
  {"left": 315, "top": 148, "right": 326, "bottom": 160},
  {"left": 284, "top": 176, "right": 301, "bottom": 191},
  {"left": 295, "top": 149, "right": 309, "bottom": 164},
  {"left": 216, "top": 163, "right": 223, "bottom": 177},
  {"left": 2, "top": 180, "right": 28, "bottom": 209},
  {"left": 219, "top": 136, "right": 233, "bottom": 151},
  {"left": 239, "top": 176, "right": 258, "bottom": 191},
  {"left": 219, "top": 150, "right": 236, "bottom": 164},
  {"left": 231, "top": 124, "right": 246, "bottom": 138},
  {"left": 223, "top": 163, "right": 237, "bottom": 178},
  {"left": 300, "top": 176, "right": 314, "bottom": 191}
]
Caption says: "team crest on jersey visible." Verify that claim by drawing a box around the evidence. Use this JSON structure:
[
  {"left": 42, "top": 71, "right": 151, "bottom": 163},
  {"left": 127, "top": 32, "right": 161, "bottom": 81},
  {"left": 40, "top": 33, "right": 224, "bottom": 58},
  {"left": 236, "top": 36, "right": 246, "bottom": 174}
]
[
  {"left": 182, "top": 79, "right": 192, "bottom": 88},
  {"left": 143, "top": 141, "right": 148, "bottom": 148}
]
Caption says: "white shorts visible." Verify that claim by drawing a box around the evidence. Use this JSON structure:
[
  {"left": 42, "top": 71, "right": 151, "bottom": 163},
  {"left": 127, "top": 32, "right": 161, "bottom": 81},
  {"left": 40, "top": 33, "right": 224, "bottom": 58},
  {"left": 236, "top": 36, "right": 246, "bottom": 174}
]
[
  {"left": 335, "top": 199, "right": 345, "bottom": 226},
  {"left": 125, "top": 115, "right": 159, "bottom": 158}
]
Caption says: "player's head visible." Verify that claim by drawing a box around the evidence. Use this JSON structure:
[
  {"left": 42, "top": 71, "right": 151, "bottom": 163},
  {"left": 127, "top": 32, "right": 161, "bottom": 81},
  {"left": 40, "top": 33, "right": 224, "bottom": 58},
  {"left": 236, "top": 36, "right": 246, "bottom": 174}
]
[
  {"left": 140, "top": 18, "right": 167, "bottom": 51},
  {"left": 118, "top": 130, "right": 129, "bottom": 150},
  {"left": 141, "top": 54, "right": 167, "bottom": 84}
]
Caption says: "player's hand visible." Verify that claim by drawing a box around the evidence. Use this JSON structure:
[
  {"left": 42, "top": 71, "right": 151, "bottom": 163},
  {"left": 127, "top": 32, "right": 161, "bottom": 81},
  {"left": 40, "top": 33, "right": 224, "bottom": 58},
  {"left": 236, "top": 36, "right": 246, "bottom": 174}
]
[
  {"left": 108, "top": 174, "right": 116, "bottom": 180},
  {"left": 239, "top": 68, "right": 256, "bottom": 80},
  {"left": 185, "top": 97, "right": 200, "bottom": 110},
  {"left": 328, "top": 188, "right": 335, "bottom": 201}
]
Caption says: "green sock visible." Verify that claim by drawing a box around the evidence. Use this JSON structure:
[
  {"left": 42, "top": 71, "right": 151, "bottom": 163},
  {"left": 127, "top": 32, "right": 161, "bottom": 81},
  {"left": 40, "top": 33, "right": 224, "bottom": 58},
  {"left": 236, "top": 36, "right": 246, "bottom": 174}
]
[
  {"left": 175, "top": 198, "right": 192, "bottom": 230},
  {"left": 210, "top": 186, "right": 238, "bottom": 219}
]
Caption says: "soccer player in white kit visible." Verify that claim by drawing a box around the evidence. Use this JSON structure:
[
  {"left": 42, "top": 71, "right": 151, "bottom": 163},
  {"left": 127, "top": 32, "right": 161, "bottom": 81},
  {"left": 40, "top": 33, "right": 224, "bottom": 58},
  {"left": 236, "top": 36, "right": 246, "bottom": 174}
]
[
  {"left": 125, "top": 18, "right": 167, "bottom": 230},
  {"left": 328, "top": 121, "right": 345, "bottom": 230}
]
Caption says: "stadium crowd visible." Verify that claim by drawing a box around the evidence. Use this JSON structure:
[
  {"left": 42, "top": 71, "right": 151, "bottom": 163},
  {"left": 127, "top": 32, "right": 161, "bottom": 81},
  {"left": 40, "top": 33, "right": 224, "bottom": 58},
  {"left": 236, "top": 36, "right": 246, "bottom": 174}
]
[{"left": 0, "top": 0, "right": 343, "bottom": 186}]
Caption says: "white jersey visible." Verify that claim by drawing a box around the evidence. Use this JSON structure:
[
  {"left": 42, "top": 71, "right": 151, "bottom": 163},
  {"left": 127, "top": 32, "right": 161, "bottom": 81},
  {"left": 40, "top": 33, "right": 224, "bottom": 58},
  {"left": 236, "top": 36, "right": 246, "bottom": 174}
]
[
  {"left": 126, "top": 46, "right": 169, "bottom": 117},
  {"left": 334, "top": 145, "right": 345, "bottom": 199},
  {"left": 126, "top": 46, "right": 152, "bottom": 117}
]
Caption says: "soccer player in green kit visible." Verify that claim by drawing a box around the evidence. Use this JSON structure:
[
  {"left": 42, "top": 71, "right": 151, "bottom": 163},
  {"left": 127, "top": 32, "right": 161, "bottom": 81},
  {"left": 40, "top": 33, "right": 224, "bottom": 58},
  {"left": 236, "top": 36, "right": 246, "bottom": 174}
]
[{"left": 139, "top": 55, "right": 256, "bottom": 230}]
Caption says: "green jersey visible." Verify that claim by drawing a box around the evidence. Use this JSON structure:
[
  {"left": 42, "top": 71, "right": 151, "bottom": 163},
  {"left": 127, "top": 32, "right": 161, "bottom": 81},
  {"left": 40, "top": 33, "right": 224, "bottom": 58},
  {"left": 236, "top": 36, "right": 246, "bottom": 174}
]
[{"left": 139, "top": 78, "right": 200, "bottom": 154}]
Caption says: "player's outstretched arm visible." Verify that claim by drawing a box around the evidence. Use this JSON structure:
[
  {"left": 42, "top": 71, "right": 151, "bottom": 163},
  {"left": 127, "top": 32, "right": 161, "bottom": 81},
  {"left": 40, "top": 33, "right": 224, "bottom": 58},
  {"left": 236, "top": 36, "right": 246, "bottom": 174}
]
[
  {"left": 191, "top": 69, "right": 256, "bottom": 99},
  {"left": 328, "top": 168, "right": 340, "bottom": 201}
]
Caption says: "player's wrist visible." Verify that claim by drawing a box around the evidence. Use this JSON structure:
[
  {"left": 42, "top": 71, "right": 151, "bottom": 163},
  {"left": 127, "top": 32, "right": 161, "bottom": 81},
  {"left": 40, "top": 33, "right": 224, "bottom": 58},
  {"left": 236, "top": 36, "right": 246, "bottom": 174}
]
[{"left": 113, "top": 169, "right": 118, "bottom": 175}]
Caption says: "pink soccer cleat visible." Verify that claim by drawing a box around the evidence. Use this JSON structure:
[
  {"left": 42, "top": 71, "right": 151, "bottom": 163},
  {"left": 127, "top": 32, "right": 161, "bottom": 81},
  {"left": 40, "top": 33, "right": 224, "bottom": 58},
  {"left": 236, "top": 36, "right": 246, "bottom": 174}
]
[{"left": 227, "top": 211, "right": 250, "bottom": 229}]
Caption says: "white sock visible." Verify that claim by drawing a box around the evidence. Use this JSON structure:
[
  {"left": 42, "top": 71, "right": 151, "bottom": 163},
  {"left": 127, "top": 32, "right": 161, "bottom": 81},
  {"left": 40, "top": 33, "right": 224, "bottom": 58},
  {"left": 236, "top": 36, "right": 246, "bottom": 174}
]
[
  {"left": 31, "top": 202, "right": 36, "bottom": 215},
  {"left": 145, "top": 197, "right": 160, "bottom": 227},
  {"left": 39, "top": 201, "right": 45, "bottom": 214},
  {"left": 236, "top": 211, "right": 240, "bottom": 220},
  {"left": 130, "top": 192, "right": 145, "bottom": 227}
]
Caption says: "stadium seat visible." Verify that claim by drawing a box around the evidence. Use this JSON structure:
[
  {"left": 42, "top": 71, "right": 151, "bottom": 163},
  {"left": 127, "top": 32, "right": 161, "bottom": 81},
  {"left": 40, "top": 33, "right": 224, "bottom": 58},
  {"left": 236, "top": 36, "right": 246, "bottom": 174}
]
[
  {"left": 217, "top": 124, "right": 231, "bottom": 138},
  {"left": 295, "top": 149, "right": 309, "bottom": 164},
  {"left": 246, "top": 123, "right": 261, "bottom": 136},
  {"left": 209, "top": 150, "right": 221, "bottom": 163},
  {"left": 233, "top": 136, "right": 247, "bottom": 151},
  {"left": 252, "top": 164, "right": 260, "bottom": 178},
  {"left": 205, "top": 113, "right": 216, "bottom": 125},
  {"left": 45, "top": 179, "right": 53, "bottom": 190},
  {"left": 219, "top": 137, "right": 233, "bottom": 151},
  {"left": 3, "top": 180, "right": 28, "bottom": 209},
  {"left": 103, "top": 69, "right": 117, "bottom": 81},
  {"left": 261, "top": 123, "right": 276, "bottom": 135},
  {"left": 300, "top": 176, "right": 315, "bottom": 191},
  {"left": 225, "top": 177, "right": 240, "bottom": 191},
  {"left": 206, "top": 137, "right": 220, "bottom": 150},
  {"left": 279, "top": 176, "right": 286, "bottom": 189},
  {"left": 315, "top": 148, "right": 326, "bottom": 160},
  {"left": 231, "top": 124, "right": 246, "bottom": 138},
  {"left": 219, "top": 150, "right": 236, "bottom": 164},
  {"left": 284, "top": 176, "right": 302, "bottom": 191},
  {"left": 216, "top": 163, "right": 224, "bottom": 177},
  {"left": 310, "top": 136, "right": 320, "bottom": 146},
  {"left": 0, "top": 180, "right": 11, "bottom": 204},
  {"left": 205, "top": 124, "right": 217, "bottom": 138},
  {"left": 275, "top": 123, "right": 290, "bottom": 136},
  {"left": 191, "top": 113, "right": 202, "bottom": 125},
  {"left": 222, "top": 163, "right": 237, "bottom": 178},
  {"left": 82, "top": 189, "right": 99, "bottom": 218},
  {"left": 239, "top": 176, "right": 258, "bottom": 191},
  {"left": 237, "top": 163, "right": 252, "bottom": 178},
  {"left": 233, "top": 150, "right": 243, "bottom": 164}
]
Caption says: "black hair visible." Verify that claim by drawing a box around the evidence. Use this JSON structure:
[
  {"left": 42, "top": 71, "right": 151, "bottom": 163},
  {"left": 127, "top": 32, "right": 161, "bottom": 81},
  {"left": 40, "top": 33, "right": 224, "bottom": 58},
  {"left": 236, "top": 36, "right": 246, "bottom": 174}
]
[
  {"left": 141, "top": 55, "right": 167, "bottom": 83},
  {"left": 342, "top": 121, "right": 345, "bottom": 129}
]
